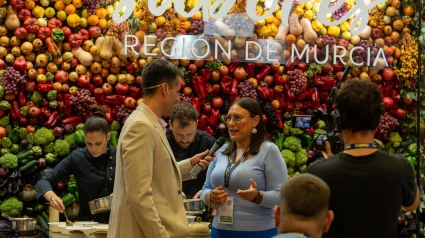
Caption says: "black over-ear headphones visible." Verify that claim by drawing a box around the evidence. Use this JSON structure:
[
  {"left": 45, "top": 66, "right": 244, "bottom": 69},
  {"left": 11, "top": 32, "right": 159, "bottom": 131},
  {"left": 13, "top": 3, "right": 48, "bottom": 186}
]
[{"left": 332, "top": 103, "right": 385, "bottom": 133}]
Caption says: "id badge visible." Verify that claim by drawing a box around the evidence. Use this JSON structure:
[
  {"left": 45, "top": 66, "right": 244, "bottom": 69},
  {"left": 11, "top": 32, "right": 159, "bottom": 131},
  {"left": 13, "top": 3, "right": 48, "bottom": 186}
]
[{"left": 218, "top": 197, "right": 234, "bottom": 224}]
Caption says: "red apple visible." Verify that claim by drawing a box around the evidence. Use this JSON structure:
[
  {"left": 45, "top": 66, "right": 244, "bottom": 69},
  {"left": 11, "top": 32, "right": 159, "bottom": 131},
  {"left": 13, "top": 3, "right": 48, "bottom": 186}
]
[
  {"left": 194, "top": 59, "right": 204, "bottom": 68},
  {"left": 77, "top": 75, "right": 90, "bottom": 87},
  {"left": 188, "top": 64, "right": 197, "bottom": 73},
  {"left": 211, "top": 96, "right": 224, "bottom": 109},
  {"left": 91, "top": 74, "right": 103, "bottom": 87},
  {"left": 134, "top": 76, "right": 142, "bottom": 87},
  {"left": 297, "top": 62, "right": 308, "bottom": 72},
  {"left": 337, "top": 38, "right": 349, "bottom": 49},
  {"left": 54, "top": 70, "right": 69, "bottom": 84},
  {"left": 403, "top": 95, "right": 412, "bottom": 105},
  {"left": 218, "top": 65, "right": 228, "bottom": 76},
  {"left": 0, "top": 58, "right": 6, "bottom": 70},
  {"left": 381, "top": 68, "right": 395, "bottom": 81},
  {"left": 115, "top": 82, "right": 129, "bottom": 95},
  {"left": 395, "top": 108, "right": 406, "bottom": 118},
  {"left": 271, "top": 100, "right": 280, "bottom": 110},
  {"left": 53, "top": 127, "right": 64, "bottom": 137},
  {"left": 88, "top": 26, "right": 101, "bottom": 38},
  {"left": 13, "top": 58, "right": 27, "bottom": 72},
  {"left": 202, "top": 103, "right": 212, "bottom": 115},
  {"left": 234, "top": 68, "right": 247, "bottom": 80},
  {"left": 382, "top": 97, "right": 394, "bottom": 110}
]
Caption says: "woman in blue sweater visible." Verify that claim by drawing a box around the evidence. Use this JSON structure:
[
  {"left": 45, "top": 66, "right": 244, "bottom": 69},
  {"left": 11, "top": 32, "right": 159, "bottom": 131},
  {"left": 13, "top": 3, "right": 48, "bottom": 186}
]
[{"left": 202, "top": 98, "right": 288, "bottom": 238}]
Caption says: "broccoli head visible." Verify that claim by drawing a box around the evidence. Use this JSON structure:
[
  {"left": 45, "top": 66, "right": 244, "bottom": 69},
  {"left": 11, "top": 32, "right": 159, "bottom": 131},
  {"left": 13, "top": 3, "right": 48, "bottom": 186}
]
[
  {"left": 389, "top": 132, "right": 402, "bottom": 148},
  {"left": 18, "top": 128, "right": 28, "bottom": 140},
  {"left": 283, "top": 136, "right": 302, "bottom": 152},
  {"left": 20, "top": 106, "right": 28, "bottom": 117},
  {"left": 0, "top": 148, "right": 9, "bottom": 156},
  {"left": 48, "top": 100, "right": 58, "bottom": 109},
  {"left": 0, "top": 116, "right": 9, "bottom": 128},
  {"left": 0, "top": 101, "right": 10, "bottom": 111},
  {"left": 45, "top": 153, "right": 56, "bottom": 163},
  {"left": 1, "top": 137, "right": 12, "bottom": 148},
  {"left": 295, "top": 149, "right": 308, "bottom": 166},
  {"left": 33, "top": 127, "right": 55, "bottom": 146},
  {"left": 0, "top": 197, "right": 23, "bottom": 217},
  {"left": 32, "top": 146, "right": 43, "bottom": 156},
  {"left": 281, "top": 149, "right": 295, "bottom": 167},
  {"left": 10, "top": 144, "right": 19, "bottom": 155},
  {"left": 64, "top": 134, "right": 76, "bottom": 149},
  {"left": 54, "top": 139, "right": 70, "bottom": 157},
  {"left": 43, "top": 143, "right": 54, "bottom": 154},
  {"left": 46, "top": 90, "right": 57, "bottom": 101},
  {"left": 0, "top": 153, "right": 18, "bottom": 169}
]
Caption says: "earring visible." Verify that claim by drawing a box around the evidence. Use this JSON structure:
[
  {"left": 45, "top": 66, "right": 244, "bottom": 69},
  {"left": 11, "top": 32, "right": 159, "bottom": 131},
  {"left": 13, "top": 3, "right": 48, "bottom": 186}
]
[{"left": 252, "top": 128, "right": 257, "bottom": 134}]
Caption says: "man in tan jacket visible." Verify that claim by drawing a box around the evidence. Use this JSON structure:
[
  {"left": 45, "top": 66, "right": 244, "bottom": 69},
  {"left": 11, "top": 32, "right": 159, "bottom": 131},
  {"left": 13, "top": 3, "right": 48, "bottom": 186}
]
[{"left": 108, "top": 59, "right": 212, "bottom": 238}]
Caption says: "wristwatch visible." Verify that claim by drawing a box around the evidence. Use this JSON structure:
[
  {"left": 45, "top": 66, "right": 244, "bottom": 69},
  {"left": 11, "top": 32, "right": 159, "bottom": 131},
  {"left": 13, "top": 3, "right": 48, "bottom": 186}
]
[{"left": 250, "top": 191, "right": 263, "bottom": 204}]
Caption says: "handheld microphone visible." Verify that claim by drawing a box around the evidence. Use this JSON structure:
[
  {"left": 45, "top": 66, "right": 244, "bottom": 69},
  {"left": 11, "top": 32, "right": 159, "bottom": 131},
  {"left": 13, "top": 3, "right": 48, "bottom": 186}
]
[{"left": 189, "top": 137, "right": 226, "bottom": 179}]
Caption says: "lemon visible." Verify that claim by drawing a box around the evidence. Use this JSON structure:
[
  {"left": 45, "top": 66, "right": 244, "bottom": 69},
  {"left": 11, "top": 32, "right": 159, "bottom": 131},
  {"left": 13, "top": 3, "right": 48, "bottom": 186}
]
[
  {"left": 57, "top": 10, "right": 67, "bottom": 21},
  {"left": 45, "top": 7, "right": 55, "bottom": 18},
  {"left": 79, "top": 17, "right": 87, "bottom": 28},
  {"left": 63, "top": 0, "right": 72, "bottom": 4},
  {"left": 81, "top": 9, "right": 88, "bottom": 18}
]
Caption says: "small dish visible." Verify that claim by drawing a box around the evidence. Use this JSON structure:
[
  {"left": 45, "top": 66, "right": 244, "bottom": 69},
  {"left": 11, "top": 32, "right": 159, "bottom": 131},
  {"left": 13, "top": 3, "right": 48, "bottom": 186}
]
[
  {"left": 58, "top": 224, "right": 84, "bottom": 235},
  {"left": 66, "top": 226, "right": 92, "bottom": 235},
  {"left": 74, "top": 221, "right": 99, "bottom": 226},
  {"left": 48, "top": 222, "right": 66, "bottom": 232}
]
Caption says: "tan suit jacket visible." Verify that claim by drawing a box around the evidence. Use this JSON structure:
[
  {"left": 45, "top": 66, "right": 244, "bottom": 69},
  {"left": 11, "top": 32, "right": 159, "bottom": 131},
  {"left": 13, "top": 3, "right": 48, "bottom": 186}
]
[{"left": 108, "top": 103, "right": 193, "bottom": 238}]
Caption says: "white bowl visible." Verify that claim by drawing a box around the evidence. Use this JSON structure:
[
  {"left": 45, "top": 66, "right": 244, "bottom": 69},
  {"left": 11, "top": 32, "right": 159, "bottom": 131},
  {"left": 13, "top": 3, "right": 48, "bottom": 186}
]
[
  {"left": 58, "top": 224, "right": 84, "bottom": 235},
  {"left": 91, "top": 224, "right": 109, "bottom": 233},
  {"left": 187, "top": 215, "right": 196, "bottom": 223},
  {"left": 66, "top": 226, "right": 92, "bottom": 235},
  {"left": 74, "top": 221, "right": 99, "bottom": 226},
  {"left": 48, "top": 222, "right": 66, "bottom": 232}
]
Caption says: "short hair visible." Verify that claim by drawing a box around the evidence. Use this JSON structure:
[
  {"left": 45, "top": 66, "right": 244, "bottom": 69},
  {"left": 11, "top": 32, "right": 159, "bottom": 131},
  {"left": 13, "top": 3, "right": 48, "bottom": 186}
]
[
  {"left": 222, "top": 98, "right": 266, "bottom": 155},
  {"left": 281, "top": 174, "right": 330, "bottom": 218},
  {"left": 141, "top": 59, "right": 184, "bottom": 97},
  {"left": 336, "top": 79, "right": 383, "bottom": 132},
  {"left": 84, "top": 105, "right": 109, "bottom": 135},
  {"left": 170, "top": 102, "right": 199, "bottom": 127}
]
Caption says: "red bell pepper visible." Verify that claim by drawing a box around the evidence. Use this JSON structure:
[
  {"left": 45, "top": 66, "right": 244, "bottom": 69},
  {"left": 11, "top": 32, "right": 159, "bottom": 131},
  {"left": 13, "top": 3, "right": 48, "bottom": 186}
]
[
  {"left": 258, "top": 83, "right": 271, "bottom": 100},
  {"left": 285, "top": 56, "right": 300, "bottom": 71},
  {"left": 230, "top": 78, "right": 239, "bottom": 96},
  {"left": 18, "top": 92, "right": 27, "bottom": 107},
  {"left": 191, "top": 97, "right": 202, "bottom": 114},
  {"left": 391, "top": 89, "right": 400, "bottom": 102},
  {"left": 220, "top": 76, "right": 232, "bottom": 94},
  {"left": 305, "top": 127, "right": 314, "bottom": 136},
  {"left": 313, "top": 75, "right": 336, "bottom": 90},
  {"left": 244, "top": 63, "right": 256, "bottom": 78},
  {"left": 287, "top": 102, "right": 295, "bottom": 112},
  {"left": 128, "top": 86, "right": 141, "bottom": 99},
  {"left": 319, "top": 92, "right": 329, "bottom": 105},
  {"left": 284, "top": 84, "right": 295, "bottom": 102},
  {"left": 229, "top": 95, "right": 240, "bottom": 103},
  {"left": 9, "top": 108, "right": 16, "bottom": 120},
  {"left": 273, "top": 72, "right": 283, "bottom": 85},
  {"left": 303, "top": 101, "right": 312, "bottom": 109},
  {"left": 102, "top": 105, "right": 113, "bottom": 122},
  {"left": 46, "top": 37, "right": 61, "bottom": 58},
  {"left": 277, "top": 94, "right": 287, "bottom": 110},
  {"left": 62, "top": 116, "right": 83, "bottom": 126},
  {"left": 295, "top": 101, "right": 304, "bottom": 111},
  {"left": 268, "top": 89, "right": 275, "bottom": 101},
  {"left": 94, "top": 88, "right": 105, "bottom": 105},
  {"left": 57, "top": 94, "right": 64, "bottom": 113},
  {"left": 297, "top": 91, "right": 309, "bottom": 101},
  {"left": 199, "top": 68, "right": 212, "bottom": 81},
  {"left": 64, "top": 94, "right": 72, "bottom": 116},
  {"left": 275, "top": 109, "right": 284, "bottom": 129},
  {"left": 40, "top": 107, "right": 51, "bottom": 119},
  {"left": 227, "top": 62, "right": 239, "bottom": 73},
  {"left": 112, "top": 105, "right": 120, "bottom": 117},
  {"left": 309, "top": 88, "right": 320, "bottom": 107},
  {"left": 89, "top": 84, "right": 95, "bottom": 94},
  {"left": 191, "top": 76, "right": 207, "bottom": 100},
  {"left": 105, "top": 95, "right": 125, "bottom": 105},
  {"left": 206, "top": 84, "right": 214, "bottom": 94},
  {"left": 208, "top": 109, "right": 220, "bottom": 128},
  {"left": 45, "top": 111, "right": 60, "bottom": 128},
  {"left": 204, "top": 126, "right": 215, "bottom": 136},
  {"left": 256, "top": 65, "right": 271, "bottom": 81},
  {"left": 382, "top": 81, "right": 394, "bottom": 97},
  {"left": 197, "top": 114, "right": 209, "bottom": 130},
  {"left": 37, "top": 82, "right": 53, "bottom": 94}
]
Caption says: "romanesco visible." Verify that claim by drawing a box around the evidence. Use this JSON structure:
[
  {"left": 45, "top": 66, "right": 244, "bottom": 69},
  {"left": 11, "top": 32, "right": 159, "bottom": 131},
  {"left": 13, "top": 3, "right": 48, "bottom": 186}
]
[
  {"left": 32, "top": 146, "right": 43, "bottom": 156},
  {"left": 20, "top": 106, "right": 28, "bottom": 117},
  {"left": 0, "top": 197, "right": 23, "bottom": 217},
  {"left": 43, "top": 143, "right": 54, "bottom": 154},
  {"left": 46, "top": 90, "right": 57, "bottom": 101},
  {"left": 289, "top": 127, "right": 304, "bottom": 135},
  {"left": 0, "top": 153, "right": 18, "bottom": 169},
  {"left": 0, "top": 116, "right": 9, "bottom": 128},
  {"left": 33, "top": 127, "right": 55, "bottom": 146},
  {"left": 287, "top": 167, "right": 294, "bottom": 176},
  {"left": 27, "top": 133, "right": 34, "bottom": 145},
  {"left": 281, "top": 149, "right": 295, "bottom": 167},
  {"left": 45, "top": 72, "right": 54, "bottom": 82},
  {"left": 48, "top": 101, "right": 58, "bottom": 109},
  {"left": 0, "top": 148, "right": 9, "bottom": 156},
  {"left": 45, "top": 153, "right": 56, "bottom": 163},
  {"left": 298, "top": 165, "right": 307, "bottom": 173},
  {"left": 64, "top": 134, "right": 76, "bottom": 149},
  {"left": 314, "top": 129, "right": 327, "bottom": 135},
  {"left": 18, "top": 128, "right": 28, "bottom": 140},
  {"left": 0, "top": 101, "right": 10, "bottom": 111},
  {"left": 1, "top": 137, "right": 12, "bottom": 148},
  {"left": 283, "top": 136, "right": 302, "bottom": 152},
  {"left": 295, "top": 149, "right": 308, "bottom": 166},
  {"left": 10, "top": 144, "right": 19, "bottom": 155},
  {"left": 389, "top": 132, "right": 402, "bottom": 148},
  {"left": 109, "top": 120, "right": 121, "bottom": 131},
  {"left": 54, "top": 139, "right": 70, "bottom": 157}
]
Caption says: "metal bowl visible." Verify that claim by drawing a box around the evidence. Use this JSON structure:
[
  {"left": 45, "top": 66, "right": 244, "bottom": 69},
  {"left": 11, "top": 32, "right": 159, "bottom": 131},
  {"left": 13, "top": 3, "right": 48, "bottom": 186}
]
[
  {"left": 89, "top": 196, "right": 112, "bottom": 215},
  {"left": 183, "top": 199, "right": 206, "bottom": 215},
  {"left": 10, "top": 218, "right": 37, "bottom": 233}
]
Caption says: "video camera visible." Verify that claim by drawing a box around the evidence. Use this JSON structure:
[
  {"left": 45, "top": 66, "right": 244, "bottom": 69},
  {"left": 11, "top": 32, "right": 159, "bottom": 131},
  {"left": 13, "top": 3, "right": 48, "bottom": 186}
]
[{"left": 291, "top": 66, "right": 353, "bottom": 154}]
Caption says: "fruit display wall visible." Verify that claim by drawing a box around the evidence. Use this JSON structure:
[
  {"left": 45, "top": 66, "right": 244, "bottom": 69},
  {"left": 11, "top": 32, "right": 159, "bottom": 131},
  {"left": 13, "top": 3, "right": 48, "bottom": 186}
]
[{"left": 0, "top": 0, "right": 422, "bottom": 235}]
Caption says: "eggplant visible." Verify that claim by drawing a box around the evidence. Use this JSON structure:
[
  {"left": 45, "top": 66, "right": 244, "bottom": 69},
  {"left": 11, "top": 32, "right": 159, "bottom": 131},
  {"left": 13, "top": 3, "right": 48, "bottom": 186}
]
[{"left": 64, "top": 124, "right": 74, "bottom": 135}]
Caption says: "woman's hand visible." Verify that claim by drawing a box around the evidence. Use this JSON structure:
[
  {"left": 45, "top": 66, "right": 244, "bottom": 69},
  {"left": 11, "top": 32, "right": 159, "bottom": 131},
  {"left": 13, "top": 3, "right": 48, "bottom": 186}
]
[
  {"left": 237, "top": 179, "right": 258, "bottom": 201},
  {"left": 50, "top": 196, "right": 65, "bottom": 212},
  {"left": 211, "top": 186, "right": 227, "bottom": 205}
]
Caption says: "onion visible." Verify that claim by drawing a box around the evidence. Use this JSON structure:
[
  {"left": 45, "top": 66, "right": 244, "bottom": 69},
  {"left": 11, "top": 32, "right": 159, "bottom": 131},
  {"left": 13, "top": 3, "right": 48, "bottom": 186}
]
[
  {"left": 307, "top": 150, "right": 317, "bottom": 160},
  {"left": 56, "top": 181, "right": 66, "bottom": 191},
  {"left": 38, "top": 158, "right": 46, "bottom": 169},
  {"left": 383, "top": 15, "right": 391, "bottom": 24},
  {"left": 215, "top": 123, "right": 227, "bottom": 135}
]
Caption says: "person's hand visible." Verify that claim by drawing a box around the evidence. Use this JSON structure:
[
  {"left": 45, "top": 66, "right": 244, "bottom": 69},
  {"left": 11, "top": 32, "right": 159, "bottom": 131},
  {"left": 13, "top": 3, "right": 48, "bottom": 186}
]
[
  {"left": 211, "top": 186, "right": 227, "bottom": 205},
  {"left": 321, "top": 141, "right": 334, "bottom": 159},
  {"left": 190, "top": 150, "right": 214, "bottom": 169},
  {"left": 110, "top": 193, "right": 113, "bottom": 198},
  {"left": 236, "top": 179, "right": 258, "bottom": 201},
  {"left": 193, "top": 190, "right": 202, "bottom": 199},
  {"left": 49, "top": 196, "right": 65, "bottom": 212}
]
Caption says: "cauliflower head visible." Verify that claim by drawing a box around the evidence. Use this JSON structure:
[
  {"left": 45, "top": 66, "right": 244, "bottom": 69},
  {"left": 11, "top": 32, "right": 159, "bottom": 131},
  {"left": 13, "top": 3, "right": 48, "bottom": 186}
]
[
  {"left": 0, "top": 153, "right": 18, "bottom": 169},
  {"left": 54, "top": 139, "right": 70, "bottom": 157},
  {"left": 281, "top": 149, "right": 295, "bottom": 167},
  {"left": 283, "top": 136, "right": 302, "bottom": 152},
  {"left": 389, "top": 132, "right": 402, "bottom": 148},
  {"left": 295, "top": 149, "right": 308, "bottom": 166},
  {"left": 0, "top": 197, "right": 23, "bottom": 217},
  {"left": 33, "top": 127, "right": 55, "bottom": 146}
]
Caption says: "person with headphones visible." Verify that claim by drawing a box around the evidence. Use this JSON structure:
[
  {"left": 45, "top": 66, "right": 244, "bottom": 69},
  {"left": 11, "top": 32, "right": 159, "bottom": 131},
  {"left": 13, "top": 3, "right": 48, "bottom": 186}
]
[{"left": 308, "top": 79, "right": 419, "bottom": 238}]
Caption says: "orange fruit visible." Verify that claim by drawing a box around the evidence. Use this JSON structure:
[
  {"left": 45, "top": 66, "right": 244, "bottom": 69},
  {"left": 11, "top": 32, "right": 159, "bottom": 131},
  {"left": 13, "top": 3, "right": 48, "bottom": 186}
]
[
  {"left": 72, "top": 0, "right": 83, "bottom": 8},
  {"left": 64, "top": 4, "right": 76, "bottom": 15},
  {"left": 135, "top": 30, "right": 145, "bottom": 41},
  {"left": 54, "top": 1, "right": 65, "bottom": 10},
  {"left": 96, "top": 8, "right": 107, "bottom": 18},
  {"left": 98, "top": 18, "right": 107, "bottom": 29},
  {"left": 183, "top": 21, "right": 191, "bottom": 31},
  {"left": 88, "top": 15, "right": 99, "bottom": 26},
  {"left": 139, "top": 20, "right": 148, "bottom": 31},
  {"left": 192, "top": 11, "right": 202, "bottom": 20},
  {"left": 178, "top": 15, "right": 188, "bottom": 22},
  {"left": 155, "top": 16, "right": 166, "bottom": 27}
]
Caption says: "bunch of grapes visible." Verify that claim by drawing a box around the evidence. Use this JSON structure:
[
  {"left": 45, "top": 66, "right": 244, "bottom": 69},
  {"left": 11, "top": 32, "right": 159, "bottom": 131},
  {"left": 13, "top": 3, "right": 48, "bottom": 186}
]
[
  {"left": 179, "top": 93, "right": 191, "bottom": 103},
  {"left": 352, "top": 39, "right": 374, "bottom": 66},
  {"left": 224, "top": 13, "right": 254, "bottom": 36},
  {"left": 262, "top": 102, "right": 279, "bottom": 133},
  {"left": 288, "top": 69, "right": 308, "bottom": 96},
  {"left": 190, "top": 20, "right": 205, "bottom": 35},
  {"left": 238, "top": 80, "right": 257, "bottom": 98},
  {"left": 70, "top": 88, "right": 97, "bottom": 117},
  {"left": 204, "top": 19, "right": 217, "bottom": 35},
  {"left": 331, "top": 1, "right": 349, "bottom": 20},
  {"left": 322, "top": 34, "right": 337, "bottom": 48},
  {"left": 376, "top": 112, "right": 400, "bottom": 141},
  {"left": 291, "top": 0, "right": 299, "bottom": 10},
  {"left": 83, "top": 0, "right": 100, "bottom": 15},
  {"left": 398, "top": 220, "right": 416, "bottom": 236},
  {"left": 1, "top": 67, "right": 27, "bottom": 96},
  {"left": 117, "top": 105, "right": 135, "bottom": 124}
]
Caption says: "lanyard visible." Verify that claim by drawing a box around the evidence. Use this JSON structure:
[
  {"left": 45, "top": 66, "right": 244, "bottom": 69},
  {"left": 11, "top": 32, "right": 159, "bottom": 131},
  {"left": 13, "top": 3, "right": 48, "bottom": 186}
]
[
  {"left": 224, "top": 146, "right": 250, "bottom": 189},
  {"left": 283, "top": 233, "right": 310, "bottom": 238},
  {"left": 344, "top": 143, "right": 376, "bottom": 151}
]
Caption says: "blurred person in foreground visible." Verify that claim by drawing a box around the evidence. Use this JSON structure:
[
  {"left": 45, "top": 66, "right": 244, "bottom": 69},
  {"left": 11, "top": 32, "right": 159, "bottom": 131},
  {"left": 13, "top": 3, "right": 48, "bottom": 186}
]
[
  {"left": 108, "top": 59, "right": 212, "bottom": 238},
  {"left": 308, "top": 79, "right": 419, "bottom": 238},
  {"left": 273, "top": 174, "right": 334, "bottom": 238},
  {"left": 202, "top": 97, "right": 288, "bottom": 238},
  {"left": 166, "top": 102, "right": 216, "bottom": 199}
]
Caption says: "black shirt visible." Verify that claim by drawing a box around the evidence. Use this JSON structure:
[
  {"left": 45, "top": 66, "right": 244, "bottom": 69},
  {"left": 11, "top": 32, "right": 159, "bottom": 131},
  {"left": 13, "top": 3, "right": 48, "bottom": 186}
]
[
  {"left": 36, "top": 146, "right": 116, "bottom": 223},
  {"left": 166, "top": 129, "right": 216, "bottom": 198},
  {"left": 308, "top": 151, "right": 417, "bottom": 238}
]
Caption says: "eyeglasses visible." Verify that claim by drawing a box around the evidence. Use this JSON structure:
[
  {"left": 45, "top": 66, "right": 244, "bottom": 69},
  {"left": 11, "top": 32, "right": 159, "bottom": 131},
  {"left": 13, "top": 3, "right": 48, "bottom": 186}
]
[
  {"left": 224, "top": 114, "right": 251, "bottom": 124},
  {"left": 143, "top": 83, "right": 167, "bottom": 90}
]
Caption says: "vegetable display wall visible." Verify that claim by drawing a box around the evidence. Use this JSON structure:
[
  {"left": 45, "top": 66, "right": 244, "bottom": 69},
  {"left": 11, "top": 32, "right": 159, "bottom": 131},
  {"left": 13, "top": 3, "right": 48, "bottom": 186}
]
[{"left": 0, "top": 0, "right": 422, "bottom": 235}]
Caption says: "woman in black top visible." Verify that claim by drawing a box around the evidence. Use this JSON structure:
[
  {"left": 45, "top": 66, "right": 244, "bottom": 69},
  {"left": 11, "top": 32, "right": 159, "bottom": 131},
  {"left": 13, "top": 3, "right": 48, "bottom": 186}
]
[{"left": 36, "top": 105, "right": 116, "bottom": 223}]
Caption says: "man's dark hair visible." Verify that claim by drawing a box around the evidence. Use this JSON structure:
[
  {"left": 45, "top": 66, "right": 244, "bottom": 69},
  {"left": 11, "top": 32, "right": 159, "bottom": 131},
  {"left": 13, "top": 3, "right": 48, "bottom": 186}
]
[
  {"left": 223, "top": 98, "right": 266, "bottom": 155},
  {"left": 281, "top": 174, "right": 330, "bottom": 218},
  {"left": 141, "top": 59, "right": 184, "bottom": 97},
  {"left": 336, "top": 79, "right": 383, "bottom": 132},
  {"left": 170, "top": 102, "right": 199, "bottom": 127}
]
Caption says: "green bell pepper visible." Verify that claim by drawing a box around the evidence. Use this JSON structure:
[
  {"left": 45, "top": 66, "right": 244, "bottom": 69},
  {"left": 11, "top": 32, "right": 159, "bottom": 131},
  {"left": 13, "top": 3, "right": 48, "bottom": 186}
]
[
  {"left": 67, "top": 175, "right": 79, "bottom": 201},
  {"left": 74, "top": 129, "right": 85, "bottom": 146},
  {"left": 61, "top": 193, "right": 76, "bottom": 207},
  {"left": 300, "top": 133, "right": 313, "bottom": 150},
  {"left": 109, "top": 131, "right": 118, "bottom": 147},
  {"left": 8, "top": 128, "right": 20, "bottom": 144},
  {"left": 51, "top": 29, "right": 64, "bottom": 42},
  {"left": 35, "top": 203, "right": 46, "bottom": 213}
]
